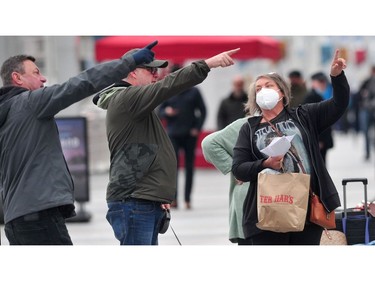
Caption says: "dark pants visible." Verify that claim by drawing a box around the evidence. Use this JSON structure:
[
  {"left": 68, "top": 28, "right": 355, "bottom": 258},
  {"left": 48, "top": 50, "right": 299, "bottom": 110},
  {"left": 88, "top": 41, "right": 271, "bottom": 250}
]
[
  {"left": 240, "top": 223, "right": 323, "bottom": 245},
  {"left": 170, "top": 135, "right": 198, "bottom": 203},
  {"left": 4, "top": 207, "right": 73, "bottom": 245}
]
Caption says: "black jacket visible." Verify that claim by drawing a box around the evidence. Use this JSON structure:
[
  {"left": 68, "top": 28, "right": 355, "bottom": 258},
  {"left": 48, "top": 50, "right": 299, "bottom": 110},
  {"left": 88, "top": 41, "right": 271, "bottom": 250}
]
[
  {"left": 217, "top": 91, "right": 248, "bottom": 129},
  {"left": 303, "top": 89, "right": 334, "bottom": 150},
  {"left": 158, "top": 86, "right": 206, "bottom": 137},
  {"left": 232, "top": 72, "right": 350, "bottom": 239}
]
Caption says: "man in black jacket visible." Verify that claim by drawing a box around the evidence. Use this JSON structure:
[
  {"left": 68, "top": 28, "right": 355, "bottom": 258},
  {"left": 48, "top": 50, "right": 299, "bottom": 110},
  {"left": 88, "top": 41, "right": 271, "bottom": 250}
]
[{"left": 217, "top": 75, "right": 248, "bottom": 130}]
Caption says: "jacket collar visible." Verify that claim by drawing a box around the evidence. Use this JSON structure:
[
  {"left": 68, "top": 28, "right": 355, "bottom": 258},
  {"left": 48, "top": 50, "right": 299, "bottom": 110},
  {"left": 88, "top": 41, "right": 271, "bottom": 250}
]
[
  {"left": 0, "top": 86, "right": 26, "bottom": 104},
  {"left": 92, "top": 81, "right": 131, "bottom": 105}
]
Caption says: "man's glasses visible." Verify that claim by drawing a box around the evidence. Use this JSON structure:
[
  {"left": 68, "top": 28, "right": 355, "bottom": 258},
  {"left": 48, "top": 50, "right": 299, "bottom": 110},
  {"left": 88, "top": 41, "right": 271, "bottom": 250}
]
[{"left": 138, "top": 66, "right": 158, "bottom": 75}]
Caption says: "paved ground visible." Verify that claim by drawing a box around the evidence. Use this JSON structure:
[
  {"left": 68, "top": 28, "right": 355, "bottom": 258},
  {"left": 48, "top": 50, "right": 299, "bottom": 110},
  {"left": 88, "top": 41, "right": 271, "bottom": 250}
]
[{"left": 1, "top": 131, "right": 375, "bottom": 246}]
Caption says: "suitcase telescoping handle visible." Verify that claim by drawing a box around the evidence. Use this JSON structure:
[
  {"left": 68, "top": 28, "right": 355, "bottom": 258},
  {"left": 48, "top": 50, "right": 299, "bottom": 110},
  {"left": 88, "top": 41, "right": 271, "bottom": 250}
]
[
  {"left": 342, "top": 178, "right": 368, "bottom": 218},
  {"left": 342, "top": 178, "right": 368, "bottom": 185}
]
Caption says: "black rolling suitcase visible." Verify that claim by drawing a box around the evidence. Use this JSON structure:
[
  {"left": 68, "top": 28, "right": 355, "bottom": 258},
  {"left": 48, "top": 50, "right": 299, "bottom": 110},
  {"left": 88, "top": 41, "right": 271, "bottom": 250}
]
[{"left": 334, "top": 178, "right": 375, "bottom": 245}]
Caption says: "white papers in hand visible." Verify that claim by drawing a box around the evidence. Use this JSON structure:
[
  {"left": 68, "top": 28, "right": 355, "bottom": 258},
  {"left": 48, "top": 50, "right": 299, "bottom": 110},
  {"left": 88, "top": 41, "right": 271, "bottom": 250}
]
[{"left": 260, "top": 135, "right": 295, "bottom": 157}]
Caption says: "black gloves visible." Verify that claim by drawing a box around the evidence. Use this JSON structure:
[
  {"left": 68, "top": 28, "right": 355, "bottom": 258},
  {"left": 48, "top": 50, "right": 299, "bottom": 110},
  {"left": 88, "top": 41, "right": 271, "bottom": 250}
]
[{"left": 130, "top": 40, "right": 158, "bottom": 65}]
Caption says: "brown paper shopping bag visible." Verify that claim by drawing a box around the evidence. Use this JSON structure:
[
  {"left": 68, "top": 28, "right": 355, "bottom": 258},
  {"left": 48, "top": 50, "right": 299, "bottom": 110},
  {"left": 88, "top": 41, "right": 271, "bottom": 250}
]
[{"left": 256, "top": 172, "right": 310, "bottom": 233}]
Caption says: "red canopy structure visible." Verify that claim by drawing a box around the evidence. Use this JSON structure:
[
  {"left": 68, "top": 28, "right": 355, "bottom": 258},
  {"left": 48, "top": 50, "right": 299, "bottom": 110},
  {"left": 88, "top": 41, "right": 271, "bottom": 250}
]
[{"left": 95, "top": 36, "right": 283, "bottom": 63}]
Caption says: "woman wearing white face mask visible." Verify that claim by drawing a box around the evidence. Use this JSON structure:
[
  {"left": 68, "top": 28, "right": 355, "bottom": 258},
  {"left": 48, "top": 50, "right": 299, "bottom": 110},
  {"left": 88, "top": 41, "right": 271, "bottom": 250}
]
[{"left": 232, "top": 50, "right": 349, "bottom": 245}]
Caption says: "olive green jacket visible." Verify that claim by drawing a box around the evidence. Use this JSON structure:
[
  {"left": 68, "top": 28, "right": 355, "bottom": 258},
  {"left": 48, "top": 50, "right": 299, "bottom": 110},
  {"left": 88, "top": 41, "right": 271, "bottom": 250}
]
[{"left": 96, "top": 60, "right": 210, "bottom": 203}]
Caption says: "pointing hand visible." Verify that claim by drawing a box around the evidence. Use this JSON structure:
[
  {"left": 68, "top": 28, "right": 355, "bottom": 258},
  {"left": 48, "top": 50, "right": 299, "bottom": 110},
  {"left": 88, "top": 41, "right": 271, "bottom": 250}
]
[
  {"left": 205, "top": 48, "right": 240, "bottom": 69},
  {"left": 128, "top": 40, "right": 158, "bottom": 65}
]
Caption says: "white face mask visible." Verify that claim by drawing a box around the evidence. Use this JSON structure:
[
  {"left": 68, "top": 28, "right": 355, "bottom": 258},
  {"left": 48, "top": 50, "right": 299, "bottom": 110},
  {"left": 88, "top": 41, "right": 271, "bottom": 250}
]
[{"left": 256, "top": 88, "right": 281, "bottom": 110}]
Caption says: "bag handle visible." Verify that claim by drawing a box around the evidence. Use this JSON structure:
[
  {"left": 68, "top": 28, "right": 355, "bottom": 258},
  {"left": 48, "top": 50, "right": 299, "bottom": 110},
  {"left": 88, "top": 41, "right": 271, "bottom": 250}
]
[
  {"left": 262, "top": 115, "right": 318, "bottom": 203},
  {"left": 262, "top": 115, "right": 283, "bottom": 137}
]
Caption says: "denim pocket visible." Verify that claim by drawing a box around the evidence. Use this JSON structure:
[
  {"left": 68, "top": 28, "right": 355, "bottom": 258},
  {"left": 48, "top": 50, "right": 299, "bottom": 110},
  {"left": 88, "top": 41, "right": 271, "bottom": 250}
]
[{"left": 106, "top": 203, "right": 126, "bottom": 242}]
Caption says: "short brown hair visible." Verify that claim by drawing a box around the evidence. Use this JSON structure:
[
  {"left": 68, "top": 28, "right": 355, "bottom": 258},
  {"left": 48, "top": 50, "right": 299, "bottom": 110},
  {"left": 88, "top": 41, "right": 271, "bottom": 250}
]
[{"left": 1, "top": 55, "right": 36, "bottom": 86}]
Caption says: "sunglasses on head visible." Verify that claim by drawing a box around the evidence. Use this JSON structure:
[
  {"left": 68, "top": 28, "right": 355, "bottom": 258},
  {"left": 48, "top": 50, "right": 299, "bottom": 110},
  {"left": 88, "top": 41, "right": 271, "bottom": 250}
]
[{"left": 138, "top": 66, "right": 158, "bottom": 75}]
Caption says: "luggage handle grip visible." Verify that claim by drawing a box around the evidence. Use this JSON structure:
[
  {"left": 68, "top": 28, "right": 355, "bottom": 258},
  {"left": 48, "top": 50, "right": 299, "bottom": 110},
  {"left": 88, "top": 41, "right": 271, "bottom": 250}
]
[
  {"left": 342, "top": 178, "right": 368, "bottom": 217},
  {"left": 342, "top": 178, "right": 368, "bottom": 185}
]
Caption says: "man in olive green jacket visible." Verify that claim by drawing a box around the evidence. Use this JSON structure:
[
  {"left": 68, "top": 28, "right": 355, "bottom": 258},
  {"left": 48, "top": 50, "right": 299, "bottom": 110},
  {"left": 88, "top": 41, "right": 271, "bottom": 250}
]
[{"left": 94, "top": 47, "right": 240, "bottom": 245}]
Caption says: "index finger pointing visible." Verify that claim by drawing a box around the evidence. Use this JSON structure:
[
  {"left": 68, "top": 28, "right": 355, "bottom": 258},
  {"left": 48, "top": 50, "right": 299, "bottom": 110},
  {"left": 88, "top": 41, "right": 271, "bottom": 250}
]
[
  {"left": 226, "top": 48, "right": 240, "bottom": 56},
  {"left": 145, "top": 40, "right": 158, "bottom": 50},
  {"left": 333, "top": 49, "right": 339, "bottom": 61}
]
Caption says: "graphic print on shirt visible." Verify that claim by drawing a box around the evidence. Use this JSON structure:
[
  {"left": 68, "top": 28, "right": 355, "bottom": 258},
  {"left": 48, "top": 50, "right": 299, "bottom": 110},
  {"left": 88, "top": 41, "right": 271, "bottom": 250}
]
[{"left": 255, "top": 118, "right": 311, "bottom": 174}]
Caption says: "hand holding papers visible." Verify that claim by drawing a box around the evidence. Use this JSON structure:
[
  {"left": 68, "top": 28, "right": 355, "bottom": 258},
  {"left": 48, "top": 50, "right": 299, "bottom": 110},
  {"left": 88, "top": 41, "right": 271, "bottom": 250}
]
[{"left": 260, "top": 135, "right": 295, "bottom": 157}]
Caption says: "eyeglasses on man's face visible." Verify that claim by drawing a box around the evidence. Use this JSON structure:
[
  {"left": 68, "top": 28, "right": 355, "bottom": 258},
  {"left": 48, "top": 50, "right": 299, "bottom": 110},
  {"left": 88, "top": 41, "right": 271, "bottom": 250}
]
[{"left": 138, "top": 66, "right": 158, "bottom": 75}]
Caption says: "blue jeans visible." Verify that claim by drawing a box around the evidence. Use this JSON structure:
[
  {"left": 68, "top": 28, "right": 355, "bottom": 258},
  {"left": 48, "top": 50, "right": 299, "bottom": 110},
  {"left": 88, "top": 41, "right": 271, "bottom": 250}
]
[
  {"left": 4, "top": 207, "right": 73, "bottom": 245},
  {"left": 106, "top": 198, "right": 164, "bottom": 245}
]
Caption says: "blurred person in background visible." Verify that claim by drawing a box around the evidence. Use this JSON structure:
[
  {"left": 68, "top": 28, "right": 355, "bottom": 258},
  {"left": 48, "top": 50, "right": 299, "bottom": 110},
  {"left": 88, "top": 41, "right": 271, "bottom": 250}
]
[
  {"left": 288, "top": 70, "right": 308, "bottom": 107},
  {"left": 357, "top": 65, "right": 375, "bottom": 161},
  {"left": 310, "top": 71, "right": 333, "bottom": 101},
  {"left": 158, "top": 64, "right": 207, "bottom": 210},
  {"left": 217, "top": 75, "right": 248, "bottom": 130}
]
